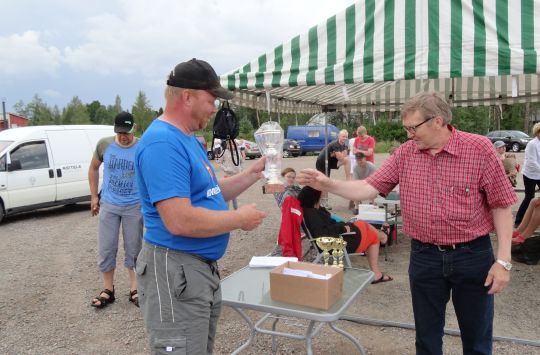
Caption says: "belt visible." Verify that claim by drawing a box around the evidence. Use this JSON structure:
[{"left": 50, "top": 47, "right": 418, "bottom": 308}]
[{"left": 413, "top": 234, "right": 489, "bottom": 252}]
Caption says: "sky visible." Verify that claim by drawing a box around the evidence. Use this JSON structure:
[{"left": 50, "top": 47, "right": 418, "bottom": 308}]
[{"left": 0, "top": 0, "right": 355, "bottom": 114}]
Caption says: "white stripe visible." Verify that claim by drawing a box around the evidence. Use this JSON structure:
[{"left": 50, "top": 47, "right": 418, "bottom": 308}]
[
  {"left": 297, "top": 31, "right": 309, "bottom": 86},
  {"left": 483, "top": 0, "right": 499, "bottom": 77},
  {"left": 461, "top": 0, "right": 475, "bottom": 77},
  {"left": 314, "top": 21, "right": 327, "bottom": 84},
  {"left": 280, "top": 39, "right": 293, "bottom": 87},
  {"left": 334, "top": 9, "right": 346, "bottom": 84},
  {"left": 393, "top": 0, "right": 406, "bottom": 81},
  {"left": 414, "top": 0, "right": 429, "bottom": 79},
  {"left": 153, "top": 247, "right": 163, "bottom": 323},
  {"left": 371, "top": 0, "right": 385, "bottom": 82},
  {"left": 439, "top": 0, "right": 452, "bottom": 78},
  {"left": 508, "top": 0, "right": 523, "bottom": 75},
  {"left": 165, "top": 249, "right": 175, "bottom": 323},
  {"left": 354, "top": 0, "right": 366, "bottom": 83}
]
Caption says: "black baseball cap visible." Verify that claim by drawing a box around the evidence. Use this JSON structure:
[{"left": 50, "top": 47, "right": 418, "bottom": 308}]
[
  {"left": 166, "top": 58, "right": 234, "bottom": 100},
  {"left": 114, "top": 112, "right": 135, "bottom": 133}
]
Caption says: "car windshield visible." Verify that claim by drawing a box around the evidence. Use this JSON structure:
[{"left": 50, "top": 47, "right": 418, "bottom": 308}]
[
  {"left": 0, "top": 140, "right": 13, "bottom": 152},
  {"left": 511, "top": 131, "right": 530, "bottom": 138}
]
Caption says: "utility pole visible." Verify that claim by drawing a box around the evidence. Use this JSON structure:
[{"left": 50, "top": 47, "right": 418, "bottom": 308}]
[{"left": 1, "top": 98, "right": 7, "bottom": 129}]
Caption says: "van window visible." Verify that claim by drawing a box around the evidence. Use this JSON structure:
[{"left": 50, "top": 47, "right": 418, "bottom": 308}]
[
  {"left": 0, "top": 154, "right": 5, "bottom": 172},
  {"left": 307, "top": 130, "right": 320, "bottom": 138},
  {"left": 10, "top": 141, "right": 50, "bottom": 170}
]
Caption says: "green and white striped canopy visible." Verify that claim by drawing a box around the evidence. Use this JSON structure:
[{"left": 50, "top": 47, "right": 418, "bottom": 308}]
[{"left": 220, "top": 0, "right": 540, "bottom": 113}]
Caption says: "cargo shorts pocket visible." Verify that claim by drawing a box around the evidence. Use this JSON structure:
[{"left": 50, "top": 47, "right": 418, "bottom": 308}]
[
  {"left": 135, "top": 260, "right": 147, "bottom": 276},
  {"left": 151, "top": 329, "right": 186, "bottom": 355}
]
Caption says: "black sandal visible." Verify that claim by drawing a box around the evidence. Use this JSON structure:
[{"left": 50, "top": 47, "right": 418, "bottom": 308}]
[
  {"left": 129, "top": 289, "right": 139, "bottom": 307},
  {"left": 91, "top": 287, "right": 115, "bottom": 308}
]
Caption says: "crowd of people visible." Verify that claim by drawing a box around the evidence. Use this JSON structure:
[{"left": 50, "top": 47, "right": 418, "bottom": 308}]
[{"left": 84, "top": 57, "right": 540, "bottom": 354}]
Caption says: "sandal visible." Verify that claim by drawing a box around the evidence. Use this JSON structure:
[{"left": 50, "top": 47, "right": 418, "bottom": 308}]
[
  {"left": 129, "top": 289, "right": 139, "bottom": 307},
  {"left": 371, "top": 273, "right": 393, "bottom": 284},
  {"left": 512, "top": 231, "right": 526, "bottom": 245},
  {"left": 91, "top": 287, "right": 115, "bottom": 308}
]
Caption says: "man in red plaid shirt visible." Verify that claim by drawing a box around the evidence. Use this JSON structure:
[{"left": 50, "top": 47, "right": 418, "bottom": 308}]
[{"left": 298, "top": 92, "right": 517, "bottom": 355}]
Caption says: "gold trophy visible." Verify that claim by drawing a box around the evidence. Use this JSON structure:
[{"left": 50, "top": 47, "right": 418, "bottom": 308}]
[
  {"left": 333, "top": 238, "right": 348, "bottom": 268},
  {"left": 315, "top": 237, "right": 336, "bottom": 266}
]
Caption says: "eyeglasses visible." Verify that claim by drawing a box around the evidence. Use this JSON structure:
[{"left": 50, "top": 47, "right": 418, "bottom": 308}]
[{"left": 403, "top": 116, "right": 435, "bottom": 133}]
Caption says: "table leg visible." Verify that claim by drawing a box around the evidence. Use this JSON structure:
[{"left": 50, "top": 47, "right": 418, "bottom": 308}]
[
  {"left": 305, "top": 320, "right": 316, "bottom": 355},
  {"left": 271, "top": 316, "right": 280, "bottom": 353},
  {"left": 328, "top": 321, "right": 366, "bottom": 355},
  {"left": 230, "top": 307, "right": 257, "bottom": 355}
]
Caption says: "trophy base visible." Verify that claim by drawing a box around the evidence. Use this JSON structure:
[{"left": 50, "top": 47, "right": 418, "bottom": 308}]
[{"left": 262, "top": 183, "right": 285, "bottom": 194}]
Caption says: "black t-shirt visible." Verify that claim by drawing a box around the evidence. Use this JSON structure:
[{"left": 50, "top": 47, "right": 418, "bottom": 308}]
[{"left": 316, "top": 140, "right": 348, "bottom": 171}]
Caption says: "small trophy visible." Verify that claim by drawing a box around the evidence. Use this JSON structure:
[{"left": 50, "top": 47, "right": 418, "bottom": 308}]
[
  {"left": 254, "top": 121, "right": 285, "bottom": 194},
  {"left": 333, "top": 238, "right": 348, "bottom": 268},
  {"left": 315, "top": 237, "right": 336, "bottom": 266}
]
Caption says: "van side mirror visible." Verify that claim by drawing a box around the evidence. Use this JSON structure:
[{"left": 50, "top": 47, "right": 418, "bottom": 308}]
[{"left": 7, "top": 160, "right": 22, "bottom": 171}]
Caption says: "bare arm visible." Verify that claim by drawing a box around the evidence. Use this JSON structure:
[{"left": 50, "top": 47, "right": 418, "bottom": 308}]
[
  {"left": 297, "top": 168, "right": 379, "bottom": 201},
  {"left": 219, "top": 156, "right": 265, "bottom": 201},
  {"left": 484, "top": 206, "right": 512, "bottom": 294},
  {"left": 156, "top": 198, "right": 266, "bottom": 237},
  {"left": 88, "top": 157, "right": 102, "bottom": 216}
]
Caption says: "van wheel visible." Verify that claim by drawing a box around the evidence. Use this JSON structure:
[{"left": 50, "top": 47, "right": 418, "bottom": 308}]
[
  {"left": 511, "top": 143, "right": 520, "bottom": 152},
  {"left": 0, "top": 201, "right": 4, "bottom": 224}
]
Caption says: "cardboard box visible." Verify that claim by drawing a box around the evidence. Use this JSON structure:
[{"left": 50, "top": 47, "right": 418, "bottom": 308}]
[{"left": 269, "top": 261, "right": 344, "bottom": 310}]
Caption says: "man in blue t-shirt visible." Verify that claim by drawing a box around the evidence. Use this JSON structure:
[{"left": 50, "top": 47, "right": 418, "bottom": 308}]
[
  {"left": 88, "top": 112, "right": 143, "bottom": 309},
  {"left": 135, "top": 59, "right": 267, "bottom": 354}
]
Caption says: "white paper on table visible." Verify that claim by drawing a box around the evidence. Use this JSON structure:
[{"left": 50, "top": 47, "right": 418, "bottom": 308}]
[
  {"left": 248, "top": 256, "right": 298, "bottom": 268},
  {"left": 282, "top": 267, "right": 332, "bottom": 280}
]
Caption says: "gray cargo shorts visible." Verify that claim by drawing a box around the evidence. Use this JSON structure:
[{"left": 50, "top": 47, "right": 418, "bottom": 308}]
[
  {"left": 97, "top": 201, "right": 143, "bottom": 272},
  {"left": 136, "top": 242, "right": 222, "bottom": 355}
]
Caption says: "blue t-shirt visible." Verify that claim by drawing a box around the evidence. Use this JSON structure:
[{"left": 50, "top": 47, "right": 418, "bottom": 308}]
[
  {"left": 96, "top": 137, "right": 139, "bottom": 206},
  {"left": 135, "top": 119, "right": 229, "bottom": 260}
]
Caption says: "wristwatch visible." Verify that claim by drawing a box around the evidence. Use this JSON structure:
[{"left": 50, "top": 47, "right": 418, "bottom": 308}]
[{"left": 496, "top": 259, "right": 512, "bottom": 271}]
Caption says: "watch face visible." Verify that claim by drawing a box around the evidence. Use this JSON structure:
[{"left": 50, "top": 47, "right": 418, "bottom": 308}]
[{"left": 498, "top": 259, "right": 512, "bottom": 270}]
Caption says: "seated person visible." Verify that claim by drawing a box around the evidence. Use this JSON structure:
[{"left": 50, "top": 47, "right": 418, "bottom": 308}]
[
  {"left": 494, "top": 140, "right": 519, "bottom": 187},
  {"left": 274, "top": 167, "right": 302, "bottom": 208},
  {"left": 513, "top": 197, "right": 540, "bottom": 244},
  {"left": 298, "top": 186, "right": 393, "bottom": 284}
]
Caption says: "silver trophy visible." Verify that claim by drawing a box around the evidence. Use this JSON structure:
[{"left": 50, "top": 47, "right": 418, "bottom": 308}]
[{"left": 254, "top": 121, "right": 284, "bottom": 193}]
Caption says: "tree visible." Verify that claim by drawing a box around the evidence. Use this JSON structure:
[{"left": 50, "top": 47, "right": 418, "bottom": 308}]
[
  {"left": 62, "top": 96, "right": 90, "bottom": 124},
  {"left": 132, "top": 91, "right": 155, "bottom": 133}
]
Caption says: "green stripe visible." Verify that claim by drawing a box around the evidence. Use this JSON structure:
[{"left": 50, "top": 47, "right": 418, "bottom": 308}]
[
  {"left": 289, "top": 36, "right": 301, "bottom": 87},
  {"left": 404, "top": 0, "right": 416, "bottom": 79},
  {"left": 450, "top": 0, "right": 462, "bottom": 77},
  {"left": 255, "top": 55, "right": 267, "bottom": 89},
  {"left": 272, "top": 45, "right": 283, "bottom": 87},
  {"left": 364, "top": 0, "right": 375, "bottom": 83},
  {"left": 325, "top": 16, "right": 337, "bottom": 85},
  {"left": 306, "top": 26, "right": 318, "bottom": 85},
  {"left": 344, "top": 5, "right": 356, "bottom": 83},
  {"left": 427, "top": 0, "right": 439, "bottom": 78},
  {"left": 384, "top": 0, "right": 395, "bottom": 81},
  {"left": 522, "top": 0, "right": 536, "bottom": 73},
  {"left": 496, "top": 0, "right": 510, "bottom": 75},
  {"left": 472, "top": 0, "right": 486, "bottom": 76},
  {"left": 239, "top": 63, "right": 251, "bottom": 89},
  {"left": 227, "top": 74, "right": 235, "bottom": 90}
]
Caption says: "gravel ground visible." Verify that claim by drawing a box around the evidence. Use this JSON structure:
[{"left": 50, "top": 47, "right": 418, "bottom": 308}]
[{"left": 0, "top": 153, "right": 539, "bottom": 354}]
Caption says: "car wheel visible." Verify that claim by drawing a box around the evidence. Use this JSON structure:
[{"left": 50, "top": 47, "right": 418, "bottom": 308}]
[
  {"left": 0, "top": 200, "right": 4, "bottom": 224},
  {"left": 511, "top": 143, "right": 520, "bottom": 152},
  {"left": 207, "top": 151, "right": 215, "bottom": 160},
  {"left": 282, "top": 150, "right": 290, "bottom": 158}
]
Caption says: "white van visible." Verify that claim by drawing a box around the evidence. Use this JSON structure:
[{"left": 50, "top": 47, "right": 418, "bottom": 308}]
[{"left": 0, "top": 125, "right": 114, "bottom": 222}]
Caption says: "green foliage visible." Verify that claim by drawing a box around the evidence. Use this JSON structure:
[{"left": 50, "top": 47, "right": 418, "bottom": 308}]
[
  {"left": 364, "top": 121, "right": 408, "bottom": 143},
  {"left": 132, "top": 91, "right": 155, "bottom": 134},
  {"left": 62, "top": 96, "right": 90, "bottom": 124}
]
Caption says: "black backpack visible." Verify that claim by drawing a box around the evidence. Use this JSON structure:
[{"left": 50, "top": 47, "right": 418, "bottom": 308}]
[{"left": 211, "top": 101, "right": 240, "bottom": 165}]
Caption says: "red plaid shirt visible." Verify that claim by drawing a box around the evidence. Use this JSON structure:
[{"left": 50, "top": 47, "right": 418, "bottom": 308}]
[{"left": 366, "top": 126, "right": 518, "bottom": 244}]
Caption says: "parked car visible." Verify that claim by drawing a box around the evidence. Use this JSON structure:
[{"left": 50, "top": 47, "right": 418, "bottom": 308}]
[
  {"left": 486, "top": 130, "right": 533, "bottom": 152},
  {"left": 244, "top": 140, "right": 261, "bottom": 159},
  {"left": 283, "top": 139, "right": 302, "bottom": 158}
]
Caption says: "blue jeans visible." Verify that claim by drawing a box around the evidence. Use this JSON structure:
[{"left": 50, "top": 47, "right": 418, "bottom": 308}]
[{"left": 409, "top": 236, "right": 494, "bottom": 355}]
